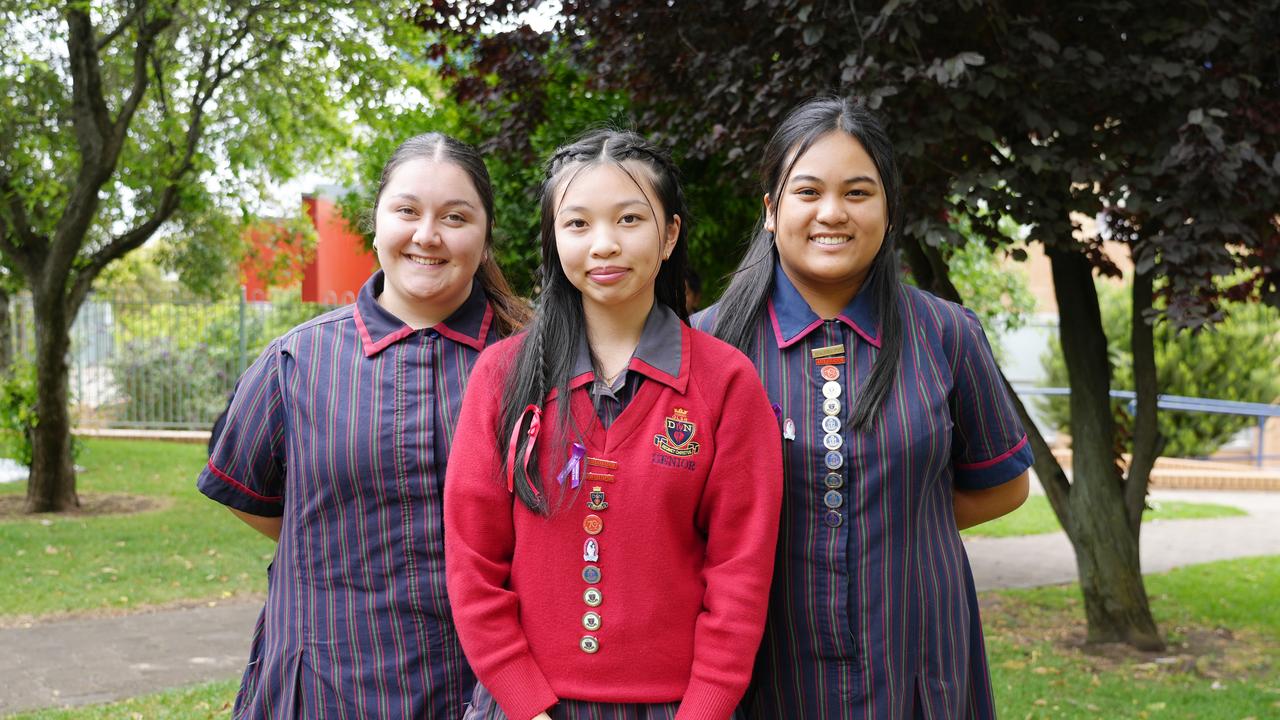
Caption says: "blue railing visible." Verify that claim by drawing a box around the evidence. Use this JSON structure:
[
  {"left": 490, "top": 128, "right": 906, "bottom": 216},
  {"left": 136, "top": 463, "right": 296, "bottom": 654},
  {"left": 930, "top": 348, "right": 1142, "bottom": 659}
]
[{"left": 1012, "top": 386, "right": 1280, "bottom": 468}]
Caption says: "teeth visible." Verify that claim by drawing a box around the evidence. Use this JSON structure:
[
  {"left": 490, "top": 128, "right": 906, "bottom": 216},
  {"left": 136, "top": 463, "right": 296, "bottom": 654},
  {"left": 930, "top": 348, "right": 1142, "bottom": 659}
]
[
  {"left": 406, "top": 256, "right": 445, "bottom": 266},
  {"left": 811, "top": 236, "right": 849, "bottom": 245}
]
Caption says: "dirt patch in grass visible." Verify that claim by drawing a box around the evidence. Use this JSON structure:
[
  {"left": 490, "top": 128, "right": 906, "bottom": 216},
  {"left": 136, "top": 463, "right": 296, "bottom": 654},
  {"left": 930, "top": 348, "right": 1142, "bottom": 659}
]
[
  {"left": 0, "top": 492, "right": 171, "bottom": 520},
  {"left": 981, "top": 593, "right": 1274, "bottom": 683}
]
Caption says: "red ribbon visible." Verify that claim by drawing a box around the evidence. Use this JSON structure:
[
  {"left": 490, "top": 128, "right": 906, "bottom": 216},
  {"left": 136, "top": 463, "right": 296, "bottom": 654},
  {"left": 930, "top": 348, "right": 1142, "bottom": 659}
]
[{"left": 506, "top": 404, "right": 542, "bottom": 496}]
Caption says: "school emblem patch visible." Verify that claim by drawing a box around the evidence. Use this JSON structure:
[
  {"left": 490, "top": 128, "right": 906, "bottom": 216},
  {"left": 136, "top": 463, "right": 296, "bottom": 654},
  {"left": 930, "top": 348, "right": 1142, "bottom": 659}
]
[{"left": 654, "top": 407, "right": 700, "bottom": 457}]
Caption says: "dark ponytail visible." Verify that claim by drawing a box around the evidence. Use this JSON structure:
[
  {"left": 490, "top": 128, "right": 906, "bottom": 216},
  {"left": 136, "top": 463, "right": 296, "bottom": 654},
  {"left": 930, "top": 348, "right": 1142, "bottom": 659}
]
[
  {"left": 712, "top": 96, "right": 903, "bottom": 432},
  {"left": 371, "top": 132, "right": 531, "bottom": 337},
  {"left": 500, "top": 129, "right": 690, "bottom": 514}
]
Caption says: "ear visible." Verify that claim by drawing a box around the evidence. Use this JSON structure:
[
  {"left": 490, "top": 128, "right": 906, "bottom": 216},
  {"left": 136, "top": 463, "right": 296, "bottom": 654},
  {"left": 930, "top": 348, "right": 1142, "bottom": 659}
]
[
  {"left": 762, "top": 193, "right": 775, "bottom": 233},
  {"left": 661, "top": 214, "right": 682, "bottom": 260}
]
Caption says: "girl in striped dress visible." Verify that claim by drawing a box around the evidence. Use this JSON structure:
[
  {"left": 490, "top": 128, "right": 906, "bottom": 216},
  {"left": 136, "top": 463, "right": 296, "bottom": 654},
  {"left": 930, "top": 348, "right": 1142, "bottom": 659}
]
[
  {"left": 198, "top": 133, "right": 529, "bottom": 718},
  {"left": 694, "top": 97, "right": 1033, "bottom": 719},
  {"left": 445, "top": 129, "right": 783, "bottom": 720}
]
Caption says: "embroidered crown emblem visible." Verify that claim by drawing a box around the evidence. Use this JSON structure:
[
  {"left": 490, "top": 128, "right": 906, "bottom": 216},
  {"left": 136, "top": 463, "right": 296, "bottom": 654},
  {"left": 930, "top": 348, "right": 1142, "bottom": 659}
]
[{"left": 655, "top": 407, "right": 700, "bottom": 457}]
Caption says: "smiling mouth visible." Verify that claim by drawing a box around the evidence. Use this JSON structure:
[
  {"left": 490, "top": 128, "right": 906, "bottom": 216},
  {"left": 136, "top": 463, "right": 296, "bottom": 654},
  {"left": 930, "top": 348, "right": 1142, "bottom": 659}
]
[
  {"left": 810, "top": 235, "right": 851, "bottom": 246},
  {"left": 405, "top": 255, "right": 446, "bottom": 266}
]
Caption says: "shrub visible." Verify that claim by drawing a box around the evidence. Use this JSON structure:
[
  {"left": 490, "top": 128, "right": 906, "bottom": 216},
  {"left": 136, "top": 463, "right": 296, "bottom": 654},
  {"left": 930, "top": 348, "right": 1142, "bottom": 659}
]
[
  {"left": 1040, "top": 281, "right": 1280, "bottom": 458},
  {"left": 0, "top": 360, "right": 39, "bottom": 464}
]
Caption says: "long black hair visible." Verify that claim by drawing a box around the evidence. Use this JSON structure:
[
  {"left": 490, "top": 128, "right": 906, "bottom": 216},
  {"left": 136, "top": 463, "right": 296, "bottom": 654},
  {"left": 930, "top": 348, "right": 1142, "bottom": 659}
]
[
  {"left": 500, "top": 129, "right": 690, "bottom": 514},
  {"left": 370, "top": 132, "right": 531, "bottom": 336},
  {"left": 712, "top": 96, "right": 903, "bottom": 432}
]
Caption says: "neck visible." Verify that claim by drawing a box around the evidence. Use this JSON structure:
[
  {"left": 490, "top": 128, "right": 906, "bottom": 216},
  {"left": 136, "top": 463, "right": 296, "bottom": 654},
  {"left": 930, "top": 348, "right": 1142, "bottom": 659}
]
[
  {"left": 377, "top": 280, "right": 472, "bottom": 330},
  {"left": 582, "top": 292, "right": 653, "bottom": 376},
  {"left": 784, "top": 268, "right": 865, "bottom": 320}
]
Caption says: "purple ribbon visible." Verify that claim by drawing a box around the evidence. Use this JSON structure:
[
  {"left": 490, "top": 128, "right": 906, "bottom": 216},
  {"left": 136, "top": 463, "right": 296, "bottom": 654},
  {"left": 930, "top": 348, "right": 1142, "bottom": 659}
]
[
  {"left": 771, "top": 403, "right": 783, "bottom": 426},
  {"left": 556, "top": 442, "right": 585, "bottom": 489}
]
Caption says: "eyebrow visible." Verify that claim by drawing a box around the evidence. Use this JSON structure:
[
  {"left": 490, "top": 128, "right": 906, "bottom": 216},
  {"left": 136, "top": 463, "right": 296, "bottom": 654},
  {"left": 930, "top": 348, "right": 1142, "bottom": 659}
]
[
  {"left": 557, "top": 199, "right": 651, "bottom": 215},
  {"left": 788, "top": 174, "right": 879, "bottom": 186},
  {"left": 389, "top": 193, "right": 477, "bottom": 209}
]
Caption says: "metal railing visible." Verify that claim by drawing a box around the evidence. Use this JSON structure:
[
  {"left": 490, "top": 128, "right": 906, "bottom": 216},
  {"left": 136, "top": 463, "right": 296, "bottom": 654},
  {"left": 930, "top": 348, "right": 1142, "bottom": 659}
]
[
  {"left": 1014, "top": 386, "right": 1280, "bottom": 467},
  {"left": 5, "top": 289, "right": 338, "bottom": 430}
]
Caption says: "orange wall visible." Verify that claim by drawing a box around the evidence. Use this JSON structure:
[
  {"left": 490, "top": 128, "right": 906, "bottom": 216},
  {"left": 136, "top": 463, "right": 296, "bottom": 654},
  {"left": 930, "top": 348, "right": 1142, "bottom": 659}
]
[{"left": 301, "top": 194, "right": 376, "bottom": 304}]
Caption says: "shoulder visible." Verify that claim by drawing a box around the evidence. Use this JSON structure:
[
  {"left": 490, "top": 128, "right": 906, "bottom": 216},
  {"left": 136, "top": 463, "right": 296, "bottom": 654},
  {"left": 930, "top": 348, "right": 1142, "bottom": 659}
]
[
  {"left": 685, "top": 324, "right": 762, "bottom": 392},
  {"left": 899, "top": 285, "right": 982, "bottom": 345},
  {"left": 273, "top": 304, "right": 357, "bottom": 352},
  {"left": 469, "top": 331, "right": 527, "bottom": 383}
]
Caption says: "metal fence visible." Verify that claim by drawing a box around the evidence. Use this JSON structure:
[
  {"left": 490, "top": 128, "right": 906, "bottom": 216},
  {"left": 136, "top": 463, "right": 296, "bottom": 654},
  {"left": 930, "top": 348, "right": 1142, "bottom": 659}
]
[
  {"left": 6, "top": 291, "right": 339, "bottom": 430},
  {"left": 1014, "top": 386, "right": 1280, "bottom": 468}
]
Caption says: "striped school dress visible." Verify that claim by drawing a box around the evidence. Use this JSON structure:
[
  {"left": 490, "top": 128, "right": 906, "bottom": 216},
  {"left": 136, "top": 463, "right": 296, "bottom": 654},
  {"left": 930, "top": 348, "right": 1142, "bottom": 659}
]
[
  {"left": 198, "top": 271, "right": 494, "bottom": 718},
  {"left": 693, "top": 262, "right": 1033, "bottom": 719}
]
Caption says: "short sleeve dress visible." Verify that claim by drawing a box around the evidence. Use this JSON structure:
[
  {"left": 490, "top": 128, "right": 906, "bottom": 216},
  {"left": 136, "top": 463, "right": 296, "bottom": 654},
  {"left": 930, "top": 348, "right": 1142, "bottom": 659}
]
[
  {"left": 197, "top": 271, "right": 496, "bottom": 718},
  {"left": 693, "top": 263, "right": 1033, "bottom": 720}
]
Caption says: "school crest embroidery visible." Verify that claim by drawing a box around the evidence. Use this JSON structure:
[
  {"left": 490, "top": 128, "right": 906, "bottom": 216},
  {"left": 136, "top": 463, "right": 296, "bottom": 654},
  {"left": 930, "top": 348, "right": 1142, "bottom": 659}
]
[{"left": 654, "top": 407, "right": 700, "bottom": 457}]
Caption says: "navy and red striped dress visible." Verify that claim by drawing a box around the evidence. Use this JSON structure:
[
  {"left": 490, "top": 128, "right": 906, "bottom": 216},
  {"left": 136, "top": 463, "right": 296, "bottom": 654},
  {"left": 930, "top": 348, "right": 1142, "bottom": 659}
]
[
  {"left": 693, "top": 262, "right": 1033, "bottom": 719},
  {"left": 198, "top": 271, "right": 492, "bottom": 718}
]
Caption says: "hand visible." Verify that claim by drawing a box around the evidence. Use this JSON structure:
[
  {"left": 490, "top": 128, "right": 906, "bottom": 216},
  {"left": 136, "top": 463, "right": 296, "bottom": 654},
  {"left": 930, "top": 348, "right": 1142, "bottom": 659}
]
[{"left": 531, "top": 714, "right": 553, "bottom": 720}]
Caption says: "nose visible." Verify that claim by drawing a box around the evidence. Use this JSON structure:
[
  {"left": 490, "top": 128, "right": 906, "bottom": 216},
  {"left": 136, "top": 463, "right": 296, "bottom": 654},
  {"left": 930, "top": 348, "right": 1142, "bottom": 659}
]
[
  {"left": 588, "top": 226, "right": 621, "bottom": 258},
  {"left": 816, "top": 195, "right": 848, "bottom": 225},
  {"left": 411, "top": 218, "right": 441, "bottom": 245}
]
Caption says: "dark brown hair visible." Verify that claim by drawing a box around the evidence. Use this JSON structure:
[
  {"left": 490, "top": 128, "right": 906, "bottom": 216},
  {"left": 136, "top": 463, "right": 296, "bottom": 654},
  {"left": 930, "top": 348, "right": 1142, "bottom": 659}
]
[{"left": 372, "top": 133, "right": 531, "bottom": 336}]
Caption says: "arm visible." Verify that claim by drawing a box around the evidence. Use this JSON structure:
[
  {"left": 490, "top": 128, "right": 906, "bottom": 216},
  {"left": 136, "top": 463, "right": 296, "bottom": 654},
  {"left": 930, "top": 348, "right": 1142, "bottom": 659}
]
[
  {"left": 954, "top": 471, "right": 1029, "bottom": 530},
  {"left": 678, "top": 359, "right": 783, "bottom": 720},
  {"left": 946, "top": 305, "right": 1035, "bottom": 526},
  {"left": 197, "top": 341, "right": 287, "bottom": 520},
  {"left": 444, "top": 349, "right": 558, "bottom": 720},
  {"left": 229, "top": 508, "right": 283, "bottom": 541}
]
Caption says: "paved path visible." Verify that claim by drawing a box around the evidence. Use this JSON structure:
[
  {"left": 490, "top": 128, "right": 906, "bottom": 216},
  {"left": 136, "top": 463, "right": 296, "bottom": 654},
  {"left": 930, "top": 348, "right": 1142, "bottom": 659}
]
[{"left": 3, "top": 487, "right": 1279, "bottom": 716}]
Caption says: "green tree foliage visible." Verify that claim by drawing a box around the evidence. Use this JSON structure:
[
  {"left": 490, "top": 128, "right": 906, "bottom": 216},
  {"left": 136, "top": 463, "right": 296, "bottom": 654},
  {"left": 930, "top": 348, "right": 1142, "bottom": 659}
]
[
  {"left": 339, "top": 47, "right": 757, "bottom": 299},
  {"left": 1041, "top": 282, "right": 1280, "bottom": 458},
  {"left": 0, "top": 1, "right": 432, "bottom": 512}
]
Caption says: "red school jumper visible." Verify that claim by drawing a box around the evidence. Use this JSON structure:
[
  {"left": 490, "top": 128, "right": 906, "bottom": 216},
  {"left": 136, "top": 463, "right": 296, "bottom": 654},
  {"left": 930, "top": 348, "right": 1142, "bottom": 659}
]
[{"left": 444, "top": 322, "right": 783, "bottom": 720}]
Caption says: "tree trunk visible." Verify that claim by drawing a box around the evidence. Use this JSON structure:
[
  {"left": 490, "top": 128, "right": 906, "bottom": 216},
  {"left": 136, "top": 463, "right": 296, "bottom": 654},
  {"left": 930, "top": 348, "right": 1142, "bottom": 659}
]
[
  {"left": 1049, "top": 247, "right": 1163, "bottom": 650},
  {"left": 24, "top": 288, "right": 78, "bottom": 513},
  {"left": 1126, "top": 264, "right": 1163, "bottom": 534}
]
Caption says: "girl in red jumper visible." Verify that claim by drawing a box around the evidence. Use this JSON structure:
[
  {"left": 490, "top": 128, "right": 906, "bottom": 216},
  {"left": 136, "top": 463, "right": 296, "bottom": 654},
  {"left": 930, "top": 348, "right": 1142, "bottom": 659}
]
[{"left": 445, "top": 130, "right": 783, "bottom": 720}]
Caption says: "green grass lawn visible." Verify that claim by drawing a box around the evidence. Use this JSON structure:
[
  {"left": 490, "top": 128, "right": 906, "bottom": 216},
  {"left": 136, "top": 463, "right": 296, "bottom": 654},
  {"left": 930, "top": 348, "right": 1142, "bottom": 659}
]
[
  {"left": 14, "top": 556, "right": 1278, "bottom": 719},
  {"left": 963, "top": 494, "right": 1246, "bottom": 538},
  {"left": 986, "top": 555, "right": 1280, "bottom": 718},
  {"left": 0, "top": 439, "right": 275, "bottom": 619},
  {"left": 7, "top": 679, "right": 239, "bottom": 719}
]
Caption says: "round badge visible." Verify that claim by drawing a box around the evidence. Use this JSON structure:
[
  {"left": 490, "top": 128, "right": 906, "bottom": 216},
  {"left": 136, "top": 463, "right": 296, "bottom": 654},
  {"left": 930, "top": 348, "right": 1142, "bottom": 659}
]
[
  {"left": 583, "top": 514, "right": 603, "bottom": 535},
  {"left": 824, "top": 510, "right": 843, "bottom": 528},
  {"left": 824, "top": 490, "right": 844, "bottom": 509},
  {"left": 820, "top": 365, "right": 840, "bottom": 381},
  {"left": 822, "top": 381, "right": 842, "bottom": 399},
  {"left": 580, "top": 635, "right": 600, "bottom": 654},
  {"left": 824, "top": 472, "right": 844, "bottom": 489},
  {"left": 823, "top": 432, "right": 843, "bottom": 451},
  {"left": 582, "top": 565, "right": 601, "bottom": 584},
  {"left": 582, "top": 611, "right": 602, "bottom": 631},
  {"left": 821, "top": 415, "right": 842, "bottom": 434},
  {"left": 583, "top": 587, "right": 602, "bottom": 607},
  {"left": 824, "top": 450, "right": 844, "bottom": 470},
  {"left": 822, "top": 398, "right": 841, "bottom": 416}
]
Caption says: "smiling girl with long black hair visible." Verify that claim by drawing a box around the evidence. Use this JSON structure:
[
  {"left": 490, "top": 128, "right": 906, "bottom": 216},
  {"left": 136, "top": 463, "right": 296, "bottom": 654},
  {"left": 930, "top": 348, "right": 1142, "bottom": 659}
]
[{"left": 445, "top": 129, "right": 782, "bottom": 720}]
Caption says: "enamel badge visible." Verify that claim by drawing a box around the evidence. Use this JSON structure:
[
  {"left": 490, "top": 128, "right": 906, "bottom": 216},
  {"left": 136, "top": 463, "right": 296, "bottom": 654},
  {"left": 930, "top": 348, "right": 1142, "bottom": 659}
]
[{"left": 586, "top": 485, "right": 609, "bottom": 511}]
